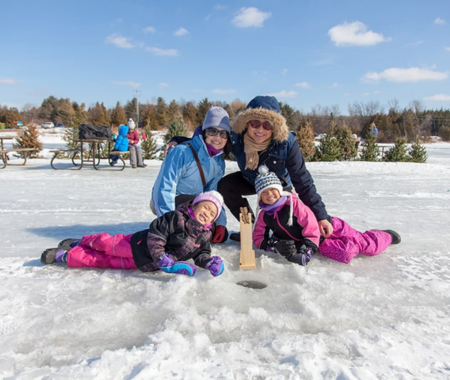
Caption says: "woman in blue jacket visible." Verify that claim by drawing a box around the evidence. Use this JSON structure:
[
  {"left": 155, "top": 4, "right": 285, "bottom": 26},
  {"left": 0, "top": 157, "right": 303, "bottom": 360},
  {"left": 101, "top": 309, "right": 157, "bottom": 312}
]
[{"left": 151, "top": 107, "right": 232, "bottom": 243}]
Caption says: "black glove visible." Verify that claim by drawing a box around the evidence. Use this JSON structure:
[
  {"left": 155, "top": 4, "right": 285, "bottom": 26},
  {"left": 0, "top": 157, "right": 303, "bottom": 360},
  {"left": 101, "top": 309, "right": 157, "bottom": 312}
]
[
  {"left": 267, "top": 238, "right": 297, "bottom": 257},
  {"left": 286, "top": 244, "right": 314, "bottom": 266}
]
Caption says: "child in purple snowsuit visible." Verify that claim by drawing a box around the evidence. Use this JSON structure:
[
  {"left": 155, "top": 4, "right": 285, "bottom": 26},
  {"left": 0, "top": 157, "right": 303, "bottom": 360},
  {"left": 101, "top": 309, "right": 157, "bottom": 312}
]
[
  {"left": 252, "top": 166, "right": 401, "bottom": 265},
  {"left": 40, "top": 191, "right": 225, "bottom": 277}
]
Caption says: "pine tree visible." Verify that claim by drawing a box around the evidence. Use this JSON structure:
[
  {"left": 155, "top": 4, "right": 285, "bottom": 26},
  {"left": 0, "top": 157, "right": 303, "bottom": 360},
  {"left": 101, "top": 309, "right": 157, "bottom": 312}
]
[
  {"left": 165, "top": 115, "right": 188, "bottom": 143},
  {"left": 13, "top": 125, "right": 43, "bottom": 157},
  {"left": 196, "top": 98, "right": 212, "bottom": 126},
  {"left": 110, "top": 102, "right": 127, "bottom": 128},
  {"left": 296, "top": 120, "right": 316, "bottom": 162},
  {"left": 314, "top": 122, "right": 342, "bottom": 161},
  {"left": 141, "top": 130, "right": 160, "bottom": 160},
  {"left": 384, "top": 137, "right": 409, "bottom": 162},
  {"left": 408, "top": 136, "right": 427, "bottom": 163},
  {"left": 70, "top": 102, "right": 88, "bottom": 129},
  {"left": 336, "top": 124, "right": 357, "bottom": 160},
  {"left": 360, "top": 132, "right": 380, "bottom": 161}
]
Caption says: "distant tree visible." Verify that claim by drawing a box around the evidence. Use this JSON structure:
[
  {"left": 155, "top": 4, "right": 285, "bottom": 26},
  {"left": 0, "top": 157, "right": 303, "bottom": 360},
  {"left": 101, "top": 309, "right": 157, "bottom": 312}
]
[
  {"left": 296, "top": 120, "right": 316, "bottom": 162},
  {"left": 13, "top": 125, "right": 42, "bottom": 157},
  {"left": 54, "top": 98, "right": 74, "bottom": 125},
  {"left": 384, "top": 137, "right": 409, "bottom": 162},
  {"left": 110, "top": 102, "right": 127, "bottom": 128},
  {"left": 124, "top": 98, "right": 138, "bottom": 121},
  {"left": 142, "top": 104, "right": 158, "bottom": 130},
  {"left": 280, "top": 102, "right": 295, "bottom": 130},
  {"left": 156, "top": 97, "right": 169, "bottom": 127},
  {"left": 438, "top": 125, "right": 450, "bottom": 141},
  {"left": 38, "top": 96, "right": 58, "bottom": 121},
  {"left": 196, "top": 98, "right": 212, "bottom": 126},
  {"left": 181, "top": 101, "right": 198, "bottom": 130},
  {"left": 20, "top": 103, "right": 40, "bottom": 125},
  {"left": 0, "top": 106, "right": 21, "bottom": 127},
  {"left": 165, "top": 115, "right": 188, "bottom": 143},
  {"left": 71, "top": 102, "right": 88, "bottom": 129},
  {"left": 408, "top": 136, "right": 427, "bottom": 163},
  {"left": 167, "top": 100, "right": 181, "bottom": 122},
  {"left": 336, "top": 124, "right": 357, "bottom": 160},
  {"left": 88, "top": 102, "right": 110, "bottom": 126},
  {"left": 359, "top": 132, "right": 379, "bottom": 161},
  {"left": 315, "top": 122, "right": 341, "bottom": 161},
  {"left": 141, "top": 132, "right": 160, "bottom": 160}
]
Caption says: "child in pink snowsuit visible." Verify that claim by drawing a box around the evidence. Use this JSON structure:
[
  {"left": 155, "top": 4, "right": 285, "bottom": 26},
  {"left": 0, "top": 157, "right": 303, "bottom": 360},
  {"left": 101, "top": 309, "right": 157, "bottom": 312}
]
[
  {"left": 252, "top": 167, "right": 401, "bottom": 265},
  {"left": 40, "top": 191, "right": 226, "bottom": 277}
]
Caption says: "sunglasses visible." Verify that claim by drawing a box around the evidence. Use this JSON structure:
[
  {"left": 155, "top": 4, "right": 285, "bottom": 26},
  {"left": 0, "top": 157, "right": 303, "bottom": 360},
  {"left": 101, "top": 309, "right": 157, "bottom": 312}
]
[
  {"left": 205, "top": 128, "right": 229, "bottom": 139},
  {"left": 248, "top": 120, "right": 273, "bottom": 131}
]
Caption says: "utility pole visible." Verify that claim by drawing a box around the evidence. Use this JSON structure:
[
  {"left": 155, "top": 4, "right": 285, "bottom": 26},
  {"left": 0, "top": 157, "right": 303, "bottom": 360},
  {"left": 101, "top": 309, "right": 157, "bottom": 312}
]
[{"left": 133, "top": 90, "right": 141, "bottom": 127}]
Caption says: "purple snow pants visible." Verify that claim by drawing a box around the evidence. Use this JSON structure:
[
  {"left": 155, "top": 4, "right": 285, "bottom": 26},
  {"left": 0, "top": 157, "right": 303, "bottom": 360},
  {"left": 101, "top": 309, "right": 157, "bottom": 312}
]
[
  {"left": 319, "top": 217, "right": 392, "bottom": 264},
  {"left": 67, "top": 233, "right": 138, "bottom": 270}
]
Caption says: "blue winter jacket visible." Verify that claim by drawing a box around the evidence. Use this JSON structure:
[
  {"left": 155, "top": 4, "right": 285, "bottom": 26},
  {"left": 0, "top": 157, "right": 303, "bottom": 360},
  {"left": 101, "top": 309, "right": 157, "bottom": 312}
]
[
  {"left": 114, "top": 125, "right": 129, "bottom": 151},
  {"left": 151, "top": 134, "right": 227, "bottom": 226},
  {"left": 230, "top": 132, "right": 328, "bottom": 222}
]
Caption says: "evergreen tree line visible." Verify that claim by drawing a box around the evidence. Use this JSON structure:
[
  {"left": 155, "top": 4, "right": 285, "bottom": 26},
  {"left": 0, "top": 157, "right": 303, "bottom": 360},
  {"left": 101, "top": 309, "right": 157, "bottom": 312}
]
[{"left": 2, "top": 96, "right": 450, "bottom": 143}]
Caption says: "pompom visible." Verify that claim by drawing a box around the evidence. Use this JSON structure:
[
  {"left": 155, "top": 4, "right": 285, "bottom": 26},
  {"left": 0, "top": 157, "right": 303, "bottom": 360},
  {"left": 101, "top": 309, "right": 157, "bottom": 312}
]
[{"left": 258, "top": 165, "right": 269, "bottom": 175}]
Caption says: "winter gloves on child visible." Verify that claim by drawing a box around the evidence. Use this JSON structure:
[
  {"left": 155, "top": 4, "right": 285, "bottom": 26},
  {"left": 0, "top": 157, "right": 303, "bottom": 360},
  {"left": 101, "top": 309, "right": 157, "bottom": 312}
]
[
  {"left": 157, "top": 254, "right": 197, "bottom": 276},
  {"left": 204, "top": 256, "right": 224, "bottom": 276},
  {"left": 157, "top": 254, "right": 225, "bottom": 277},
  {"left": 267, "top": 238, "right": 316, "bottom": 266}
]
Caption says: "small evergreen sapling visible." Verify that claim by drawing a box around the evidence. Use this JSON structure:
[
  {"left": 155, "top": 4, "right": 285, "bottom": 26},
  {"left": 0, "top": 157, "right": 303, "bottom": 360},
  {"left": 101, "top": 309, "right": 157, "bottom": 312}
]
[
  {"left": 315, "top": 123, "right": 342, "bottom": 162},
  {"left": 296, "top": 121, "right": 316, "bottom": 162},
  {"left": 360, "top": 132, "right": 380, "bottom": 161},
  {"left": 408, "top": 136, "right": 427, "bottom": 163},
  {"left": 384, "top": 137, "right": 409, "bottom": 162},
  {"left": 13, "top": 125, "right": 43, "bottom": 157}
]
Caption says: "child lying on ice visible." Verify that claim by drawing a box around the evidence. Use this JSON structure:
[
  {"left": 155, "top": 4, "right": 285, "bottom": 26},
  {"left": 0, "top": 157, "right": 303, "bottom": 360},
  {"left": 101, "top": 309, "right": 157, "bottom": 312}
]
[
  {"left": 41, "top": 191, "right": 225, "bottom": 277},
  {"left": 252, "top": 166, "right": 401, "bottom": 266}
]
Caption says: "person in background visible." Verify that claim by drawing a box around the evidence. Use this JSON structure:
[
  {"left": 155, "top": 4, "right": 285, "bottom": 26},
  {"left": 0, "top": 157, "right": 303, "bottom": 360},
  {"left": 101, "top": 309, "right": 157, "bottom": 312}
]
[
  {"left": 110, "top": 124, "right": 129, "bottom": 166},
  {"left": 252, "top": 166, "right": 401, "bottom": 266},
  {"left": 127, "top": 118, "right": 146, "bottom": 169},
  {"left": 40, "top": 191, "right": 225, "bottom": 278},
  {"left": 151, "top": 107, "right": 232, "bottom": 244},
  {"left": 370, "top": 122, "right": 379, "bottom": 138}
]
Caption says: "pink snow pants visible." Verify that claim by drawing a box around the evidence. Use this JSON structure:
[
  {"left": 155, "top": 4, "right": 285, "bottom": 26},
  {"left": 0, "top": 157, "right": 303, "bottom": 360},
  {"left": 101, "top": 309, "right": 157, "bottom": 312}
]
[
  {"left": 319, "top": 217, "right": 392, "bottom": 264},
  {"left": 67, "top": 233, "right": 138, "bottom": 270}
]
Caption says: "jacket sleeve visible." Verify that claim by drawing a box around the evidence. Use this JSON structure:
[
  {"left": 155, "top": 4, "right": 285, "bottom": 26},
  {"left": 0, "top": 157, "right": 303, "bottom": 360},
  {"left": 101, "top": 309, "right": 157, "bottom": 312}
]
[
  {"left": 146, "top": 212, "right": 178, "bottom": 263},
  {"left": 253, "top": 211, "right": 271, "bottom": 249},
  {"left": 151, "top": 147, "right": 189, "bottom": 217},
  {"left": 192, "top": 241, "right": 213, "bottom": 268},
  {"left": 291, "top": 195, "right": 321, "bottom": 247},
  {"left": 286, "top": 137, "right": 328, "bottom": 221},
  {"left": 127, "top": 130, "right": 139, "bottom": 144}
]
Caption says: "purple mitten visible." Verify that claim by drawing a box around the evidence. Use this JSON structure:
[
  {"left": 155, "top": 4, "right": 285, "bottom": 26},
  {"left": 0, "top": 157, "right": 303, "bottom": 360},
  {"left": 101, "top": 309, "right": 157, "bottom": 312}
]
[
  {"left": 205, "top": 256, "right": 224, "bottom": 277},
  {"left": 157, "top": 254, "right": 196, "bottom": 276}
]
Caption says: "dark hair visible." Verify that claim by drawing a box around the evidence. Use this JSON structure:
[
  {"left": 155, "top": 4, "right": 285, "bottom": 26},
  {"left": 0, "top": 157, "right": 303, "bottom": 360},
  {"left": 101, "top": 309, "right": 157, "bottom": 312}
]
[{"left": 202, "top": 130, "right": 232, "bottom": 159}]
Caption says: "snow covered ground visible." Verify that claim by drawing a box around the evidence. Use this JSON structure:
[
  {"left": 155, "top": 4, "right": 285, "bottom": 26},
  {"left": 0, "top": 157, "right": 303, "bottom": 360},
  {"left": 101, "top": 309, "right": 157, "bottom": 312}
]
[{"left": 1, "top": 130, "right": 450, "bottom": 379}]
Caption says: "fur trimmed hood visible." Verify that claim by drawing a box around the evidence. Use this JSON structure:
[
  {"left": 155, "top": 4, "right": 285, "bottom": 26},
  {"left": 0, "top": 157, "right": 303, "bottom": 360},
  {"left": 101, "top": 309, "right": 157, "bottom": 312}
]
[{"left": 232, "top": 96, "right": 289, "bottom": 142}]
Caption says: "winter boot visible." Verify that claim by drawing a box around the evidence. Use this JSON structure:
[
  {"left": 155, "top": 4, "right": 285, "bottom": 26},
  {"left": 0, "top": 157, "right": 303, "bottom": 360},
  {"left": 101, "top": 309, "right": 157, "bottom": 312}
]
[
  {"left": 58, "top": 238, "right": 81, "bottom": 248},
  {"left": 58, "top": 238, "right": 79, "bottom": 248},
  {"left": 41, "top": 245, "right": 70, "bottom": 265},
  {"left": 383, "top": 230, "right": 401, "bottom": 245}
]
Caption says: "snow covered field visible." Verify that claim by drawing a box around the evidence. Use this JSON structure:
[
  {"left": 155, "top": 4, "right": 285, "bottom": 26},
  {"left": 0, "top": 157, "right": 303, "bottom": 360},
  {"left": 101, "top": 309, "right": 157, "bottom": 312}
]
[{"left": 1, "top": 131, "right": 450, "bottom": 379}]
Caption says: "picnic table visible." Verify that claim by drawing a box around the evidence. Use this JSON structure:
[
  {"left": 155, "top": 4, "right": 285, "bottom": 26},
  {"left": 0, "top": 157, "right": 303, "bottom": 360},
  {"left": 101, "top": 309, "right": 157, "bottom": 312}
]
[
  {"left": 0, "top": 133, "right": 35, "bottom": 169},
  {"left": 50, "top": 138, "right": 129, "bottom": 171}
]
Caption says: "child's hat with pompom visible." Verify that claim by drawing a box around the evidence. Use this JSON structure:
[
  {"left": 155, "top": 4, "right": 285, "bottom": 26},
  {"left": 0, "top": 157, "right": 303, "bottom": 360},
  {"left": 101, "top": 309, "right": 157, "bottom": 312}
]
[
  {"left": 192, "top": 190, "right": 224, "bottom": 221},
  {"left": 255, "top": 165, "right": 283, "bottom": 201}
]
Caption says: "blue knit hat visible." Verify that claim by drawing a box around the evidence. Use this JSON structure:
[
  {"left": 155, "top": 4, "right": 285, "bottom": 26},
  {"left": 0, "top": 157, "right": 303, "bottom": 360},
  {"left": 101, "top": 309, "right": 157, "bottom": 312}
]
[
  {"left": 202, "top": 107, "right": 231, "bottom": 133},
  {"left": 255, "top": 165, "right": 283, "bottom": 201}
]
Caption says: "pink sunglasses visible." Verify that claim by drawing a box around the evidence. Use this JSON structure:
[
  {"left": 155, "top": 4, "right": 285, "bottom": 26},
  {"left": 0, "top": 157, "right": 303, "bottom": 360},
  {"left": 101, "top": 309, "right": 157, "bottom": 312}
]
[{"left": 248, "top": 120, "right": 273, "bottom": 131}]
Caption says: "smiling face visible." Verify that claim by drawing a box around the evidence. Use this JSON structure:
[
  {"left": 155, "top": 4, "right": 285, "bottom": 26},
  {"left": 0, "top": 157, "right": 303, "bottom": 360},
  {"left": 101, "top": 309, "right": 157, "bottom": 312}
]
[
  {"left": 247, "top": 120, "right": 273, "bottom": 144},
  {"left": 260, "top": 187, "right": 281, "bottom": 205},
  {"left": 204, "top": 127, "right": 228, "bottom": 150},
  {"left": 192, "top": 201, "right": 218, "bottom": 225}
]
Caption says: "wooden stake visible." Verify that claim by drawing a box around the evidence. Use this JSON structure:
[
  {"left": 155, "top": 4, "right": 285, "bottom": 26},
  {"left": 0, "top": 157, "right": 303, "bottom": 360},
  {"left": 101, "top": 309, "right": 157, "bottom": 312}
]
[{"left": 239, "top": 207, "right": 256, "bottom": 270}]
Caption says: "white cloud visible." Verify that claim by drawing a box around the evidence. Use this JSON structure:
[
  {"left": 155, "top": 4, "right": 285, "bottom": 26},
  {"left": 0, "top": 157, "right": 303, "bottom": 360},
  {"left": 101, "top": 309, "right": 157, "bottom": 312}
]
[
  {"left": 111, "top": 81, "right": 141, "bottom": 88},
  {"left": 143, "top": 26, "right": 156, "bottom": 33},
  {"left": 446, "top": 47, "right": 450, "bottom": 52},
  {"left": 268, "top": 90, "right": 297, "bottom": 98},
  {"left": 105, "top": 34, "right": 135, "bottom": 49},
  {"left": 146, "top": 47, "right": 179, "bottom": 56},
  {"left": 232, "top": 7, "right": 271, "bottom": 28},
  {"left": 159, "top": 82, "right": 169, "bottom": 88},
  {"left": 294, "top": 82, "right": 311, "bottom": 89},
  {"left": 174, "top": 28, "right": 189, "bottom": 36},
  {"left": 212, "top": 89, "right": 237, "bottom": 95},
  {"left": 330, "top": 82, "right": 339, "bottom": 89},
  {"left": 328, "top": 21, "right": 391, "bottom": 46},
  {"left": 281, "top": 69, "right": 288, "bottom": 77},
  {"left": 423, "top": 93, "right": 450, "bottom": 101},
  {"left": 0, "top": 78, "right": 18, "bottom": 85},
  {"left": 362, "top": 67, "right": 448, "bottom": 82},
  {"left": 434, "top": 17, "right": 445, "bottom": 25}
]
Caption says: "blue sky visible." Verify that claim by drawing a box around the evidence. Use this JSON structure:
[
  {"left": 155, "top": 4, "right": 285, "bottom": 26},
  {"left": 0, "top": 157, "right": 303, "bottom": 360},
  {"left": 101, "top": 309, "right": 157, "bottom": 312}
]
[{"left": 1, "top": 0, "right": 449, "bottom": 115}]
